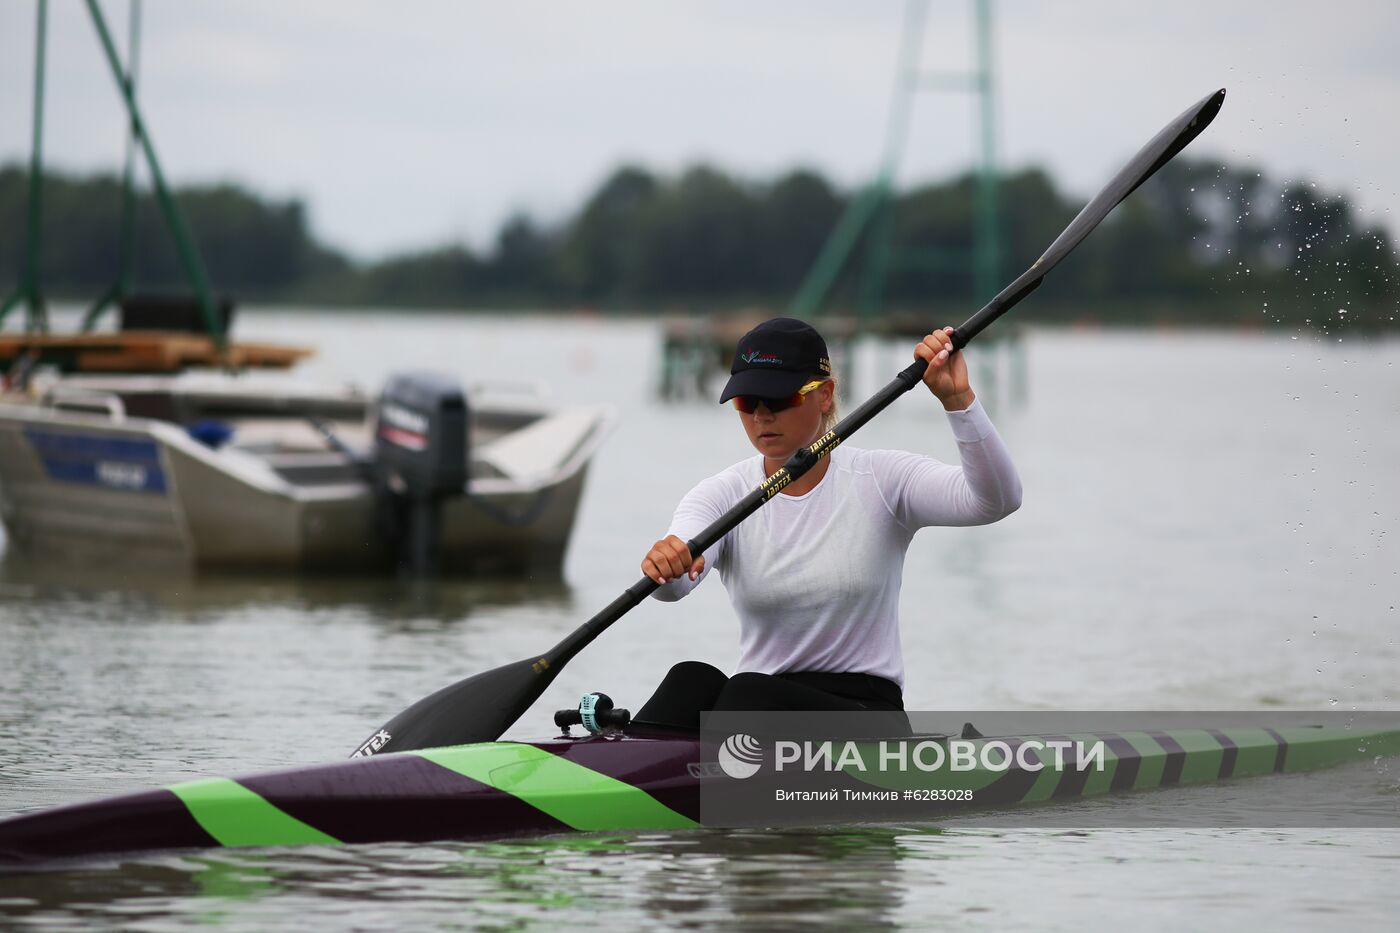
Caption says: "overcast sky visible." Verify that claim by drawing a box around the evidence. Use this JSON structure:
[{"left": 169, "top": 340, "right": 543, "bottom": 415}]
[{"left": 2, "top": 1, "right": 1397, "bottom": 260}]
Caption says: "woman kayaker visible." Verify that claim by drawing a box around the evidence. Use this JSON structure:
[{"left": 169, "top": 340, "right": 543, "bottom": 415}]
[{"left": 633, "top": 317, "right": 1021, "bottom": 731}]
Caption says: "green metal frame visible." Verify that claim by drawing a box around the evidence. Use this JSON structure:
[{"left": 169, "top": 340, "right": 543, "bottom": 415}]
[
  {"left": 971, "top": 0, "right": 999, "bottom": 305},
  {"left": 0, "top": 0, "right": 50, "bottom": 333},
  {"left": 82, "top": 0, "right": 143, "bottom": 332},
  {"left": 84, "top": 0, "right": 224, "bottom": 344},
  {"left": 789, "top": 0, "right": 1001, "bottom": 322},
  {"left": 2, "top": 0, "right": 226, "bottom": 348}
]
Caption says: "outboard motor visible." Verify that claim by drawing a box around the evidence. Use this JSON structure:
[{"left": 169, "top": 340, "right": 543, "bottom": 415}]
[{"left": 373, "top": 372, "right": 468, "bottom": 575}]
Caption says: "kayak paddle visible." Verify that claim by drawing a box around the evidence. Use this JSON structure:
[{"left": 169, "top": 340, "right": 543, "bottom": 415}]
[{"left": 355, "top": 87, "right": 1226, "bottom": 756}]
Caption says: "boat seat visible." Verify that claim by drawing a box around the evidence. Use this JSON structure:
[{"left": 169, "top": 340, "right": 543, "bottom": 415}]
[
  {"left": 475, "top": 409, "right": 600, "bottom": 486},
  {"left": 226, "top": 418, "right": 363, "bottom": 454}
]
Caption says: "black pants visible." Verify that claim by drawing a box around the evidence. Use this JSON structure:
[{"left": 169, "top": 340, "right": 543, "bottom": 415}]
[{"left": 633, "top": 660, "right": 909, "bottom": 733}]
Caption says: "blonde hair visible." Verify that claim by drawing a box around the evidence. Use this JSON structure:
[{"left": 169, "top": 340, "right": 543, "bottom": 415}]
[{"left": 818, "top": 373, "right": 839, "bottom": 435}]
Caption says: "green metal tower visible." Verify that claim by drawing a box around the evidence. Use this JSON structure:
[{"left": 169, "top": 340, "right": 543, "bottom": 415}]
[
  {"left": 0, "top": 0, "right": 51, "bottom": 332},
  {"left": 82, "top": 0, "right": 144, "bottom": 331},
  {"left": 790, "top": 0, "right": 1001, "bottom": 323},
  {"left": 1, "top": 0, "right": 226, "bottom": 347}
]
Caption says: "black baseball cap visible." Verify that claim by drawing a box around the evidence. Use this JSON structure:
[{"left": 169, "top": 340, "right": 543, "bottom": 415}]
[{"left": 719, "top": 317, "right": 832, "bottom": 403}]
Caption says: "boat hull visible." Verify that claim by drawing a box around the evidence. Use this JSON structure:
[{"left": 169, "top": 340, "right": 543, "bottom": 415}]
[
  {"left": 0, "top": 737, "right": 701, "bottom": 864},
  {"left": 0, "top": 390, "right": 612, "bottom": 576},
  {"left": 2, "top": 724, "right": 1396, "bottom": 865}
]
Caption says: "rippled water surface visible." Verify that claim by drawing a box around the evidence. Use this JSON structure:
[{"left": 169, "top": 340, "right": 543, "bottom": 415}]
[{"left": 1, "top": 311, "right": 1397, "bottom": 930}]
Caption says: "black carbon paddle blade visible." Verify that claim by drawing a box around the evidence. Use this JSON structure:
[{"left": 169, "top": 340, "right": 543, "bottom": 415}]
[
  {"left": 953, "top": 87, "right": 1226, "bottom": 348},
  {"left": 1038, "top": 87, "right": 1226, "bottom": 270},
  {"left": 353, "top": 656, "right": 557, "bottom": 755},
  {"left": 356, "top": 581, "right": 658, "bottom": 756}
]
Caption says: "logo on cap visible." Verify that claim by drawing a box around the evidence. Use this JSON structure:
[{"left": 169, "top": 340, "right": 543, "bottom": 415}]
[{"left": 740, "top": 348, "right": 783, "bottom": 366}]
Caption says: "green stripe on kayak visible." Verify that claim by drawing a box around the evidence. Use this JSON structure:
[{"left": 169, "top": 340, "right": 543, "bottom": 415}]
[
  {"left": 1274, "top": 726, "right": 1400, "bottom": 771},
  {"left": 1069, "top": 733, "right": 1116, "bottom": 797},
  {"left": 418, "top": 743, "right": 698, "bottom": 831},
  {"left": 1162, "top": 730, "right": 1226, "bottom": 784},
  {"left": 1218, "top": 728, "right": 1282, "bottom": 777},
  {"left": 169, "top": 778, "right": 341, "bottom": 848},
  {"left": 1118, "top": 733, "right": 1167, "bottom": 789},
  {"left": 1019, "top": 750, "right": 1064, "bottom": 803}
]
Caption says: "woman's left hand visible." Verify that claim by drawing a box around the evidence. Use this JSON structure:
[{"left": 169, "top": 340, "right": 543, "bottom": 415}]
[{"left": 914, "top": 327, "right": 975, "bottom": 411}]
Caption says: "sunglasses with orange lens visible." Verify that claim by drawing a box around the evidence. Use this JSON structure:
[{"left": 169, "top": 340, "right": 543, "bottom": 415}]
[{"left": 732, "top": 379, "right": 827, "bottom": 414}]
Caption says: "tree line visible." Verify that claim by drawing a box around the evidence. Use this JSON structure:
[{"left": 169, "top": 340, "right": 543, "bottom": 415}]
[{"left": 1, "top": 158, "right": 1394, "bottom": 331}]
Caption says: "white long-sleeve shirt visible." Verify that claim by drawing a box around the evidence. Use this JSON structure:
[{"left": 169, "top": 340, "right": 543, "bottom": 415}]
[{"left": 651, "top": 399, "right": 1021, "bottom": 688}]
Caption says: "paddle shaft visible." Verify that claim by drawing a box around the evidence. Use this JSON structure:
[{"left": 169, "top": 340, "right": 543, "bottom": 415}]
[{"left": 358, "top": 87, "right": 1225, "bottom": 754}]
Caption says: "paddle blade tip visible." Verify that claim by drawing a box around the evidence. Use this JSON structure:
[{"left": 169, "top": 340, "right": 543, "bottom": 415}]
[
  {"left": 1184, "top": 88, "right": 1227, "bottom": 137},
  {"left": 354, "top": 655, "right": 557, "bottom": 756}
]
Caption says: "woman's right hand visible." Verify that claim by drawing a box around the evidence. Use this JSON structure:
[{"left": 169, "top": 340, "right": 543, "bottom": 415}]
[{"left": 642, "top": 535, "right": 705, "bottom": 585}]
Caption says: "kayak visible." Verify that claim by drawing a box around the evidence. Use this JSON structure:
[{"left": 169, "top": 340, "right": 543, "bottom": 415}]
[{"left": 3, "top": 720, "right": 1397, "bottom": 865}]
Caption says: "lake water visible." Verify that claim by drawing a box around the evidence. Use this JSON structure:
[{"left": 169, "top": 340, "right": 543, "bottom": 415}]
[{"left": 1, "top": 309, "right": 1398, "bottom": 930}]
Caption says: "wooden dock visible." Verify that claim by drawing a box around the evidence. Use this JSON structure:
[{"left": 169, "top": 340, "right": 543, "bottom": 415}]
[
  {"left": 658, "top": 313, "right": 1026, "bottom": 408},
  {"left": 0, "top": 331, "right": 312, "bottom": 375}
]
